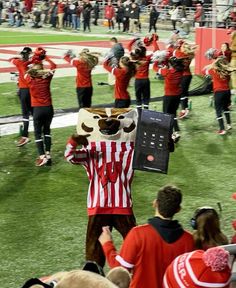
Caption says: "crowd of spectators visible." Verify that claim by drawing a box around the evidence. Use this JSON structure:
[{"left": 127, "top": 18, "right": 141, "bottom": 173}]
[{"left": 0, "top": 0, "right": 235, "bottom": 32}]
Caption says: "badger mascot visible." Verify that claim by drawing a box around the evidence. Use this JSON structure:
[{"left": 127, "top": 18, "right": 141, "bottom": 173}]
[
  {"left": 64, "top": 108, "right": 138, "bottom": 268},
  {"left": 20, "top": 266, "right": 131, "bottom": 288}
]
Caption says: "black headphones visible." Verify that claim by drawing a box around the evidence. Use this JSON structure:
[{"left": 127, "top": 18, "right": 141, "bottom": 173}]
[{"left": 190, "top": 206, "right": 218, "bottom": 230}]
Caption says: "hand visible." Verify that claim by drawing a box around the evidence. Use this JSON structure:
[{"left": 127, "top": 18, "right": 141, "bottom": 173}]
[
  {"left": 152, "top": 33, "right": 159, "bottom": 41},
  {"left": 71, "top": 134, "right": 90, "bottom": 146},
  {"left": 44, "top": 55, "right": 50, "bottom": 61},
  {"left": 98, "top": 226, "right": 112, "bottom": 245}
]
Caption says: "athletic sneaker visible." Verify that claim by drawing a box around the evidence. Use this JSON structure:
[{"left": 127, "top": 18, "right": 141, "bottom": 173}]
[
  {"left": 16, "top": 137, "right": 30, "bottom": 147},
  {"left": 172, "top": 132, "right": 181, "bottom": 143},
  {"left": 178, "top": 109, "right": 189, "bottom": 119},
  {"left": 217, "top": 130, "right": 226, "bottom": 135},
  {"left": 35, "top": 155, "right": 48, "bottom": 167},
  {"left": 226, "top": 125, "right": 232, "bottom": 131},
  {"left": 46, "top": 153, "right": 52, "bottom": 166}
]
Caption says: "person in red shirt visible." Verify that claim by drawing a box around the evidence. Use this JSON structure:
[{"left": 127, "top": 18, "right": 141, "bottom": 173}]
[
  {"left": 99, "top": 184, "right": 194, "bottom": 288},
  {"left": 9, "top": 47, "right": 33, "bottom": 147},
  {"left": 194, "top": 3, "right": 205, "bottom": 27},
  {"left": 153, "top": 56, "right": 184, "bottom": 142},
  {"left": 103, "top": 56, "right": 137, "bottom": 108},
  {"left": 64, "top": 49, "right": 98, "bottom": 108},
  {"left": 203, "top": 57, "right": 234, "bottom": 135},
  {"left": 128, "top": 34, "right": 159, "bottom": 110},
  {"left": 173, "top": 41, "right": 197, "bottom": 119},
  {"left": 25, "top": 50, "right": 57, "bottom": 166},
  {"left": 218, "top": 42, "right": 232, "bottom": 63},
  {"left": 104, "top": 1, "right": 115, "bottom": 32},
  {"left": 57, "top": 0, "right": 66, "bottom": 29}
]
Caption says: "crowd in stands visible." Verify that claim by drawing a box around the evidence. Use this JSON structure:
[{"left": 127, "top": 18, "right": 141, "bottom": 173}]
[{"left": 0, "top": 0, "right": 235, "bottom": 32}]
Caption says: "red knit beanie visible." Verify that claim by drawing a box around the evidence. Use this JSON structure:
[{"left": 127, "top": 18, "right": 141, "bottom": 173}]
[{"left": 163, "top": 247, "right": 231, "bottom": 288}]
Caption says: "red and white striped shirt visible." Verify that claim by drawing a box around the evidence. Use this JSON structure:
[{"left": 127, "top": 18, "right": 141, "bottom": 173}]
[{"left": 65, "top": 138, "right": 134, "bottom": 216}]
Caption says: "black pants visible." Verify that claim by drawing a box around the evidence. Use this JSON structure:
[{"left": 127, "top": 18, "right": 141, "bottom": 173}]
[
  {"left": 135, "top": 78, "right": 150, "bottom": 109},
  {"left": 83, "top": 17, "right": 91, "bottom": 32},
  {"left": 76, "top": 87, "right": 93, "bottom": 108},
  {"left": 19, "top": 88, "right": 32, "bottom": 137},
  {"left": 115, "top": 98, "right": 130, "bottom": 108},
  {"left": 163, "top": 95, "right": 180, "bottom": 132},
  {"left": 50, "top": 16, "right": 57, "bottom": 27},
  {"left": 86, "top": 214, "right": 136, "bottom": 268},
  {"left": 107, "top": 19, "right": 114, "bottom": 30},
  {"left": 214, "top": 90, "right": 231, "bottom": 130},
  {"left": 116, "top": 17, "right": 123, "bottom": 30},
  {"left": 123, "top": 16, "right": 129, "bottom": 32},
  {"left": 149, "top": 19, "right": 157, "bottom": 32},
  {"left": 33, "top": 105, "right": 54, "bottom": 156},
  {"left": 180, "top": 74, "right": 192, "bottom": 110},
  {"left": 171, "top": 19, "right": 177, "bottom": 30}
]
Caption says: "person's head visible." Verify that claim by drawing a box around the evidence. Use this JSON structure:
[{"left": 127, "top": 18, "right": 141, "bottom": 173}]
[
  {"left": 79, "top": 49, "right": 98, "bottom": 69},
  {"left": 221, "top": 42, "right": 230, "bottom": 52},
  {"left": 20, "top": 46, "right": 32, "bottom": 61},
  {"left": 164, "top": 247, "right": 231, "bottom": 288},
  {"left": 119, "top": 56, "right": 136, "bottom": 77},
  {"left": 191, "top": 206, "right": 228, "bottom": 249},
  {"left": 191, "top": 207, "right": 219, "bottom": 230},
  {"left": 34, "top": 47, "right": 46, "bottom": 61},
  {"left": 27, "top": 63, "right": 45, "bottom": 78},
  {"left": 110, "top": 37, "right": 118, "bottom": 46},
  {"left": 130, "top": 46, "right": 146, "bottom": 60},
  {"left": 106, "top": 267, "right": 131, "bottom": 288},
  {"left": 180, "top": 42, "right": 197, "bottom": 56},
  {"left": 168, "top": 56, "right": 185, "bottom": 72},
  {"left": 155, "top": 185, "right": 182, "bottom": 218},
  {"left": 211, "top": 57, "right": 230, "bottom": 78}
]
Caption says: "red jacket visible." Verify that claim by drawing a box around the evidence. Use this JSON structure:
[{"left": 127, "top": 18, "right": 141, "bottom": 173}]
[
  {"left": 194, "top": 5, "right": 204, "bottom": 22},
  {"left": 57, "top": 2, "right": 65, "bottom": 14},
  {"left": 105, "top": 5, "right": 115, "bottom": 20}
]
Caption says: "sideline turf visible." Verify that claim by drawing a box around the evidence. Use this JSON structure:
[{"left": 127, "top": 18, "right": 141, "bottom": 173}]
[
  {"left": 0, "top": 29, "right": 235, "bottom": 288},
  {"left": 0, "top": 30, "right": 108, "bottom": 45},
  {"left": 1, "top": 106, "right": 236, "bottom": 287}
]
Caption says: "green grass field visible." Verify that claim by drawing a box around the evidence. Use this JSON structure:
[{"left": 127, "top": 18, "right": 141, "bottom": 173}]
[
  {"left": 0, "top": 30, "right": 108, "bottom": 45},
  {"left": 0, "top": 29, "right": 235, "bottom": 288}
]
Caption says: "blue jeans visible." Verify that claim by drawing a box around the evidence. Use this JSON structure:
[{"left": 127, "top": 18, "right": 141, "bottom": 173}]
[
  {"left": 8, "top": 13, "right": 14, "bottom": 26},
  {"left": 15, "top": 19, "right": 22, "bottom": 27},
  {"left": 72, "top": 14, "right": 80, "bottom": 29}
]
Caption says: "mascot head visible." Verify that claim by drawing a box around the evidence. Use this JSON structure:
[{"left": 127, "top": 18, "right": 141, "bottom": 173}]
[
  {"left": 77, "top": 108, "right": 138, "bottom": 142},
  {"left": 21, "top": 267, "right": 131, "bottom": 288}
]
